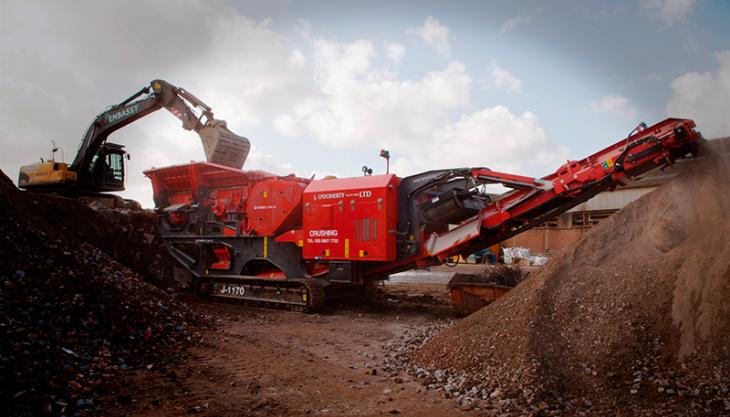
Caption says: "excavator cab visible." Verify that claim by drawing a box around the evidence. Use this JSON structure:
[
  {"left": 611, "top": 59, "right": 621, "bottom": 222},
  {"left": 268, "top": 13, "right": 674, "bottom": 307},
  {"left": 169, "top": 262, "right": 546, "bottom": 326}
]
[{"left": 87, "top": 143, "right": 127, "bottom": 192}]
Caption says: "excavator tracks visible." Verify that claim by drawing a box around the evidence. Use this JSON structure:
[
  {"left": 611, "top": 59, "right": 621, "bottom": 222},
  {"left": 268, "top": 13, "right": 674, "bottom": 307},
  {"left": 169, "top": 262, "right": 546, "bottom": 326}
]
[{"left": 203, "top": 276, "right": 326, "bottom": 313}]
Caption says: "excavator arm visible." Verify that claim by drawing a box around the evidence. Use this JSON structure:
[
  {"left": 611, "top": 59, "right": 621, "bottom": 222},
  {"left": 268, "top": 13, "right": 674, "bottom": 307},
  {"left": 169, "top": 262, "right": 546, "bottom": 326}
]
[
  {"left": 19, "top": 79, "right": 249, "bottom": 193},
  {"left": 72, "top": 80, "right": 249, "bottom": 186}
]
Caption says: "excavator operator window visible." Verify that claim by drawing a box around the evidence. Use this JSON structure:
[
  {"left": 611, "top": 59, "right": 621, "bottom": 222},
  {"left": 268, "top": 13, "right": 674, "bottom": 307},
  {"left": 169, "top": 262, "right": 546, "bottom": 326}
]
[{"left": 105, "top": 153, "right": 124, "bottom": 183}]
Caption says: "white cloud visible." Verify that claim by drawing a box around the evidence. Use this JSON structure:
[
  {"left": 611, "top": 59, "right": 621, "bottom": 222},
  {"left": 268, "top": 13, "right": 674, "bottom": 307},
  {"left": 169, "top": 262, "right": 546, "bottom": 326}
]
[
  {"left": 246, "top": 146, "right": 294, "bottom": 174},
  {"left": 393, "top": 106, "right": 568, "bottom": 176},
  {"left": 641, "top": 0, "right": 697, "bottom": 25},
  {"left": 289, "top": 49, "right": 306, "bottom": 66},
  {"left": 310, "top": 37, "right": 377, "bottom": 93},
  {"left": 589, "top": 94, "right": 639, "bottom": 120},
  {"left": 407, "top": 16, "right": 450, "bottom": 58},
  {"left": 274, "top": 32, "right": 566, "bottom": 177},
  {"left": 667, "top": 51, "right": 730, "bottom": 138},
  {"left": 482, "top": 62, "right": 522, "bottom": 92},
  {"left": 385, "top": 42, "right": 406, "bottom": 63},
  {"left": 273, "top": 114, "right": 299, "bottom": 137},
  {"left": 499, "top": 15, "right": 532, "bottom": 35},
  {"left": 276, "top": 58, "right": 472, "bottom": 146},
  {"left": 274, "top": 30, "right": 471, "bottom": 147}
]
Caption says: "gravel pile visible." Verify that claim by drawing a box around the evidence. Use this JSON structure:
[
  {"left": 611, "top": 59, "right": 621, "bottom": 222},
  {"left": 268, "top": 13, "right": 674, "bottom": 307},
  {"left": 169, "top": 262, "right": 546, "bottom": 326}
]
[
  {"left": 11, "top": 190, "right": 176, "bottom": 289},
  {"left": 79, "top": 202, "right": 174, "bottom": 288},
  {"left": 381, "top": 321, "right": 555, "bottom": 415},
  {"left": 0, "top": 170, "right": 204, "bottom": 416},
  {"left": 411, "top": 139, "right": 730, "bottom": 416}
]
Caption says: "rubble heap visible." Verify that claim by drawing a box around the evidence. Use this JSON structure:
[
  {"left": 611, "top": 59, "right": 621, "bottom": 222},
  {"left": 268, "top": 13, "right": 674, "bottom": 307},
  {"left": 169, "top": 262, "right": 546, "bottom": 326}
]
[
  {"left": 0, "top": 170, "right": 202, "bottom": 416},
  {"left": 412, "top": 139, "right": 730, "bottom": 416},
  {"left": 9, "top": 191, "right": 175, "bottom": 288}
]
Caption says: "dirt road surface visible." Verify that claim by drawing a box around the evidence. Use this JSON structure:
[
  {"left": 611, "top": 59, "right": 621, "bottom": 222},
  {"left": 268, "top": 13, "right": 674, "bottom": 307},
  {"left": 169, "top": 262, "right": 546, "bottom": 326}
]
[{"left": 102, "top": 278, "right": 481, "bottom": 417}]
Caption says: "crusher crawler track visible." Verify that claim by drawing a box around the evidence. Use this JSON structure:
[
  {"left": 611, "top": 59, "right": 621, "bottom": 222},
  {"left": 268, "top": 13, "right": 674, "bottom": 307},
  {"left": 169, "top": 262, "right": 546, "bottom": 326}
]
[{"left": 202, "top": 276, "right": 326, "bottom": 313}]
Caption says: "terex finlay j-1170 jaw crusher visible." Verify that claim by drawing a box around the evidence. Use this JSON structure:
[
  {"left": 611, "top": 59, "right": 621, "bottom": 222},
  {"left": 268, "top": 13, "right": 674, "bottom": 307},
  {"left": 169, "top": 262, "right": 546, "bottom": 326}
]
[{"left": 144, "top": 118, "right": 702, "bottom": 311}]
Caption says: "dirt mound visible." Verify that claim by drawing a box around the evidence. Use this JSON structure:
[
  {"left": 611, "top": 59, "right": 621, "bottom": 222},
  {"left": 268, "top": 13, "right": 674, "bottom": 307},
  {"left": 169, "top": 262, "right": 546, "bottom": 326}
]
[
  {"left": 0, "top": 172, "right": 203, "bottom": 416},
  {"left": 412, "top": 139, "right": 730, "bottom": 416},
  {"left": 0, "top": 168, "right": 14, "bottom": 186},
  {"left": 8, "top": 190, "right": 176, "bottom": 288}
]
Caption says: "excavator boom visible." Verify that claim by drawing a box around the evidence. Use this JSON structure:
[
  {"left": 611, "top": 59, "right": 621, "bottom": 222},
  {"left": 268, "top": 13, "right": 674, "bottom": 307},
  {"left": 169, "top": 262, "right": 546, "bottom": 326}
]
[{"left": 19, "top": 80, "right": 250, "bottom": 193}]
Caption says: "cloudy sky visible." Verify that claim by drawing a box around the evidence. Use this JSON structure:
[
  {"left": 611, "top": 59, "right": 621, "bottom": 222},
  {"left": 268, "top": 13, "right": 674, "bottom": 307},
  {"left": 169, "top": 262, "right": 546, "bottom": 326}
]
[{"left": 1, "top": 0, "right": 728, "bottom": 206}]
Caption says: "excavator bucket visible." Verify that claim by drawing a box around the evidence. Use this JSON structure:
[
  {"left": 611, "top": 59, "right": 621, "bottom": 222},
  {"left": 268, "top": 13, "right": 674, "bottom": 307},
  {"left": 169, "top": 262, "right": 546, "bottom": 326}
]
[{"left": 199, "top": 123, "right": 250, "bottom": 170}]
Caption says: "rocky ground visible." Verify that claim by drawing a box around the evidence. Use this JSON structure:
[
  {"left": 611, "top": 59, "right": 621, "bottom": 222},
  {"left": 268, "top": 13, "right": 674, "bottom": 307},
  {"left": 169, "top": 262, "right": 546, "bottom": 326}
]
[{"left": 98, "top": 284, "right": 473, "bottom": 417}]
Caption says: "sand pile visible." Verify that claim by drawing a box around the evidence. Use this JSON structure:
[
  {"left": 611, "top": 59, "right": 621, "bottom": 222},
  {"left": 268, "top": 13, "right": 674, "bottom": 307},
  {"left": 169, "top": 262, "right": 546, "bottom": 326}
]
[
  {"left": 0, "top": 170, "right": 203, "bottom": 416},
  {"left": 412, "top": 139, "right": 730, "bottom": 416}
]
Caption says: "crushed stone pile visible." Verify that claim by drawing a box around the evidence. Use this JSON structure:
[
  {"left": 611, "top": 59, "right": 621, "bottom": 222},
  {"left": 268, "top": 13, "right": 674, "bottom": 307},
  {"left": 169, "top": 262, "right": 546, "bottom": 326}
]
[
  {"left": 10, "top": 191, "right": 176, "bottom": 289},
  {"left": 0, "top": 170, "right": 204, "bottom": 417},
  {"left": 412, "top": 138, "right": 730, "bottom": 416}
]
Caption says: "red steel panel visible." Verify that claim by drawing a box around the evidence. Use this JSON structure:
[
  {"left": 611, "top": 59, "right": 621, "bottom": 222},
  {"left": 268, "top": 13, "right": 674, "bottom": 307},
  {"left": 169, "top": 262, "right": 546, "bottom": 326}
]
[
  {"left": 302, "top": 175, "right": 399, "bottom": 261},
  {"left": 246, "top": 178, "right": 307, "bottom": 236}
]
